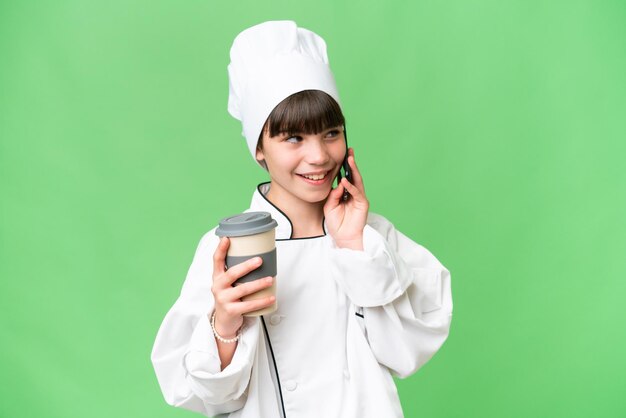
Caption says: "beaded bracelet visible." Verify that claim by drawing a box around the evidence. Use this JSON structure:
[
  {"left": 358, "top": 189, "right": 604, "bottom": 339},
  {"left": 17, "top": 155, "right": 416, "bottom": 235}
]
[{"left": 210, "top": 311, "right": 242, "bottom": 344}]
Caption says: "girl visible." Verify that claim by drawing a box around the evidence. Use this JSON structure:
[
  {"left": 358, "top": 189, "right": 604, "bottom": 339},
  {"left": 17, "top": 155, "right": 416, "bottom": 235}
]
[{"left": 151, "top": 21, "right": 453, "bottom": 418}]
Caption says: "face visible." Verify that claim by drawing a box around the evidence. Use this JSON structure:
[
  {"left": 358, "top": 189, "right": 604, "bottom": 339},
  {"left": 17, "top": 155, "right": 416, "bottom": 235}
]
[{"left": 256, "top": 126, "right": 346, "bottom": 206}]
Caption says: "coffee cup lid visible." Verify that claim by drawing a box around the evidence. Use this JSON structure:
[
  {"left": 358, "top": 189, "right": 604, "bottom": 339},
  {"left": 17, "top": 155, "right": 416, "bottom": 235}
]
[{"left": 215, "top": 211, "right": 278, "bottom": 237}]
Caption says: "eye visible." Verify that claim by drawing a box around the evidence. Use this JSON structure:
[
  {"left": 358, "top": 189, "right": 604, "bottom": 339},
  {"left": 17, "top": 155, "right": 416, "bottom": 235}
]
[
  {"left": 285, "top": 135, "right": 303, "bottom": 144},
  {"left": 324, "top": 129, "right": 341, "bottom": 139}
]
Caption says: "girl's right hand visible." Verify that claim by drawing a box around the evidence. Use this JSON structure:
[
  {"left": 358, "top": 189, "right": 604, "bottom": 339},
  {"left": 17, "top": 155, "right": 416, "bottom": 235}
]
[{"left": 211, "top": 237, "right": 276, "bottom": 338}]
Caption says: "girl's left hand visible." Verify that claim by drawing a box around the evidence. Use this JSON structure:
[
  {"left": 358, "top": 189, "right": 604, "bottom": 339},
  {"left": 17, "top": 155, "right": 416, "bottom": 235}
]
[{"left": 324, "top": 148, "right": 369, "bottom": 250}]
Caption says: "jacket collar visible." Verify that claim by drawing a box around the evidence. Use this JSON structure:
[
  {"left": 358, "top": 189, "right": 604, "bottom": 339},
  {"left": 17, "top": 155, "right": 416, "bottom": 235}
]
[{"left": 248, "top": 182, "right": 327, "bottom": 240}]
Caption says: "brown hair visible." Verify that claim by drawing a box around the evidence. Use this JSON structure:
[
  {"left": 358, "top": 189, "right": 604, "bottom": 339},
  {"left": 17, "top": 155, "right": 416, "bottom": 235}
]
[{"left": 257, "top": 90, "right": 345, "bottom": 150}]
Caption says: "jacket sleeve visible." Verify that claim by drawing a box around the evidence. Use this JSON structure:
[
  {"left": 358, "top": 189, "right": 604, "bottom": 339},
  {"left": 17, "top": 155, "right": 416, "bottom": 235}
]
[
  {"left": 150, "top": 230, "right": 261, "bottom": 416},
  {"left": 328, "top": 213, "right": 453, "bottom": 378}
]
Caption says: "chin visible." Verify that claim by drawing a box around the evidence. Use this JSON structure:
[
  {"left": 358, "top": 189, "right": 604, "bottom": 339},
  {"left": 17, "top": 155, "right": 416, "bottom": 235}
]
[{"left": 297, "top": 188, "right": 332, "bottom": 204}]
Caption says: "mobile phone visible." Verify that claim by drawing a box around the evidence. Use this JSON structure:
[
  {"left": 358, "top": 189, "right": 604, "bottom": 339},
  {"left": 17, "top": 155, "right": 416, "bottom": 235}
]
[{"left": 337, "top": 125, "right": 352, "bottom": 202}]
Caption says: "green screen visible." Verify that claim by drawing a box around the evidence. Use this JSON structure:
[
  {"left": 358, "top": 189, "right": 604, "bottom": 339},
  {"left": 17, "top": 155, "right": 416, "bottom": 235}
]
[{"left": 1, "top": 1, "right": 625, "bottom": 417}]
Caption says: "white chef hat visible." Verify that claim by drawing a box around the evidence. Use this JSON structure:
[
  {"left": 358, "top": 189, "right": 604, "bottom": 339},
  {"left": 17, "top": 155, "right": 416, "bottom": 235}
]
[{"left": 227, "top": 21, "right": 341, "bottom": 164}]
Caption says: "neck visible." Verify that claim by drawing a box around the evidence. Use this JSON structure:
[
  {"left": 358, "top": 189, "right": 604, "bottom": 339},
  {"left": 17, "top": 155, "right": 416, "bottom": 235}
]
[{"left": 265, "top": 183, "right": 325, "bottom": 238}]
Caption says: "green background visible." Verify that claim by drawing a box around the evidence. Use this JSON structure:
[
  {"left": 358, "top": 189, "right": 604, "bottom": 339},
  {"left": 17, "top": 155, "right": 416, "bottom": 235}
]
[{"left": 1, "top": 1, "right": 625, "bottom": 417}]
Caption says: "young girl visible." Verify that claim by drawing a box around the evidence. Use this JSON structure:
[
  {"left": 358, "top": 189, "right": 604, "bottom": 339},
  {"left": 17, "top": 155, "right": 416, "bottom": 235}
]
[{"left": 151, "top": 21, "right": 453, "bottom": 418}]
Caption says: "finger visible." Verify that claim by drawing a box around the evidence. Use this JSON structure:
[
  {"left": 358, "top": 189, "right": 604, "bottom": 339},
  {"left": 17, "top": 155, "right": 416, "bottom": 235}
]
[
  {"left": 234, "top": 295, "right": 277, "bottom": 316},
  {"left": 347, "top": 148, "right": 365, "bottom": 194},
  {"left": 224, "top": 256, "right": 263, "bottom": 286},
  {"left": 342, "top": 178, "right": 369, "bottom": 209},
  {"left": 212, "top": 237, "right": 229, "bottom": 277},
  {"left": 341, "top": 177, "right": 362, "bottom": 199},
  {"left": 225, "top": 276, "right": 274, "bottom": 301},
  {"left": 323, "top": 183, "right": 344, "bottom": 212}
]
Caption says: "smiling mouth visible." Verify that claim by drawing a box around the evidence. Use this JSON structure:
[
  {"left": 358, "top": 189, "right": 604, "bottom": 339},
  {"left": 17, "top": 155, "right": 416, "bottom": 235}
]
[{"left": 297, "top": 171, "right": 329, "bottom": 181}]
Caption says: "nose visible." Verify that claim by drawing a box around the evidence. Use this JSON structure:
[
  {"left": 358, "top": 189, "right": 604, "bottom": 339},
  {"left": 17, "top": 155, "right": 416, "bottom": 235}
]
[{"left": 304, "top": 137, "right": 330, "bottom": 165}]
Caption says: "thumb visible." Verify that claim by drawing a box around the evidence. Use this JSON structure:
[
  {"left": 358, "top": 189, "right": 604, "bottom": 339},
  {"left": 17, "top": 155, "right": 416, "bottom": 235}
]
[{"left": 324, "top": 184, "right": 344, "bottom": 212}]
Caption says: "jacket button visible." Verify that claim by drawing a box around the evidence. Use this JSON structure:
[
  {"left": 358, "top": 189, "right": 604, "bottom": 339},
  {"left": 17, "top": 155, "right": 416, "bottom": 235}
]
[
  {"left": 269, "top": 314, "right": 282, "bottom": 325},
  {"left": 284, "top": 380, "right": 297, "bottom": 391},
  {"left": 343, "top": 369, "right": 350, "bottom": 380}
]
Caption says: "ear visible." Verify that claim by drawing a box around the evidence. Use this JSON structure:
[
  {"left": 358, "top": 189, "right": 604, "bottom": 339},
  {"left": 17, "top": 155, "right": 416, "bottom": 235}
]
[
  {"left": 255, "top": 145, "right": 268, "bottom": 171},
  {"left": 255, "top": 146, "right": 265, "bottom": 162}
]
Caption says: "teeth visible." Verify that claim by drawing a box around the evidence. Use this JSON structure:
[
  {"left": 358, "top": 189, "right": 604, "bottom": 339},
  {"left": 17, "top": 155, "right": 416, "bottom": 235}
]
[{"left": 301, "top": 173, "right": 327, "bottom": 180}]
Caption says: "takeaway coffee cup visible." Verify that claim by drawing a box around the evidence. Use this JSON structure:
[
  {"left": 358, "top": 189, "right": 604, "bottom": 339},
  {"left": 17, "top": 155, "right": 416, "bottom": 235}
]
[{"left": 215, "top": 212, "right": 278, "bottom": 316}]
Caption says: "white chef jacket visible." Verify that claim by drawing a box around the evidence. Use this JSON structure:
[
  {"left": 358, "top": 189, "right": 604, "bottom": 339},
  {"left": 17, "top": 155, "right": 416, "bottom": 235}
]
[{"left": 151, "top": 182, "right": 453, "bottom": 418}]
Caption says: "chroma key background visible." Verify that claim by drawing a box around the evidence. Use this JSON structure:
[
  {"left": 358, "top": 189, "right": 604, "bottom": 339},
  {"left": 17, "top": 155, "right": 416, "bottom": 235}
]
[{"left": 1, "top": 1, "right": 625, "bottom": 417}]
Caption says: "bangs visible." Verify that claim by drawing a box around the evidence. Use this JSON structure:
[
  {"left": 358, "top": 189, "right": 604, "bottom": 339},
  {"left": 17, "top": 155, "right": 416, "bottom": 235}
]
[{"left": 264, "top": 90, "right": 345, "bottom": 139}]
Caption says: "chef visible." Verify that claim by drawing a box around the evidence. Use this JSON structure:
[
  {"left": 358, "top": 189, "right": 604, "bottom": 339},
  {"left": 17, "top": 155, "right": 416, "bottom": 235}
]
[{"left": 151, "top": 20, "right": 453, "bottom": 418}]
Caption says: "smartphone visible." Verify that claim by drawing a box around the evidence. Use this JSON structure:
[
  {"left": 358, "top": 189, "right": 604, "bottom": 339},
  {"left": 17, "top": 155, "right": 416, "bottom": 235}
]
[{"left": 337, "top": 125, "right": 353, "bottom": 202}]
